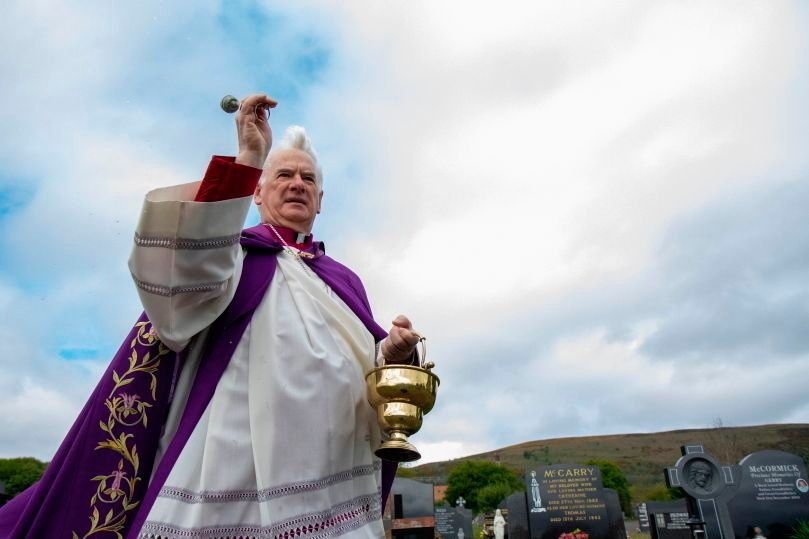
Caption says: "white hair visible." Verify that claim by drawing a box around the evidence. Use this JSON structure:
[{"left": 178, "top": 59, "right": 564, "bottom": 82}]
[{"left": 261, "top": 125, "right": 323, "bottom": 190}]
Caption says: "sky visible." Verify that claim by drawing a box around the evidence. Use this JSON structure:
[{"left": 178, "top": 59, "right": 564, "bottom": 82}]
[{"left": 1, "top": 0, "right": 808, "bottom": 464}]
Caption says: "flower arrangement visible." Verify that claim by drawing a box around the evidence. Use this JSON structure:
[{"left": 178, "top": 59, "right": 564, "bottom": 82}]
[{"left": 558, "top": 529, "right": 589, "bottom": 539}]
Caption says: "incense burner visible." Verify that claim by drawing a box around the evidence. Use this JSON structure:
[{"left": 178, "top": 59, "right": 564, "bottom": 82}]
[{"left": 365, "top": 343, "right": 439, "bottom": 462}]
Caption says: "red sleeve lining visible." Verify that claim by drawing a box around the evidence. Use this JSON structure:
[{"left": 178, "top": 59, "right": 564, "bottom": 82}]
[{"left": 194, "top": 156, "right": 262, "bottom": 202}]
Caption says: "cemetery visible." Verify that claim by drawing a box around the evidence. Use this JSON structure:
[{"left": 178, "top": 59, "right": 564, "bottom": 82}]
[
  {"left": 379, "top": 428, "right": 809, "bottom": 539},
  {"left": 1, "top": 6, "right": 808, "bottom": 537},
  {"left": 2, "top": 425, "right": 807, "bottom": 539}
]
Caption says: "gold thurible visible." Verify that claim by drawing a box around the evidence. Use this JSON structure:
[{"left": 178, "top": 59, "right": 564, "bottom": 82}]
[{"left": 365, "top": 338, "right": 439, "bottom": 462}]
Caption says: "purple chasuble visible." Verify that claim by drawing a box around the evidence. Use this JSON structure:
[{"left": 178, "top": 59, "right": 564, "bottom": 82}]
[{"left": 0, "top": 224, "right": 397, "bottom": 539}]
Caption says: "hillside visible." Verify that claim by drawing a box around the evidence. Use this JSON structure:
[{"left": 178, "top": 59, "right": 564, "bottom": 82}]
[{"left": 407, "top": 423, "right": 809, "bottom": 500}]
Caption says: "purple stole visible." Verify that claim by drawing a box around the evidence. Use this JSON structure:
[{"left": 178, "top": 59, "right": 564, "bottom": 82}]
[{"left": 0, "top": 225, "right": 396, "bottom": 539}]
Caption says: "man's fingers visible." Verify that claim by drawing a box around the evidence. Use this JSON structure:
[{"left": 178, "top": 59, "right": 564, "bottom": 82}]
[
  {"left": 389, "top": 327, "right": 420, "bottom": 351},
  {"left": 391, "top": 315, "right": 412, "bottom": 329},
  {"left": 382, "top": 316, "right": 421, "bottom": 362},
  {"left": 238, "top": 94, "right": 278, "bottom": 122},
  {"left": 240, "top": 93, "right": 277, "bottom": 110}
]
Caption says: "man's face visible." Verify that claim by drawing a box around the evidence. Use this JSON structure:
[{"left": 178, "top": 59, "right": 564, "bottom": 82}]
[
  {"left": 254, "top": 149, "right": 323, "bottom": 233},
  {"left": 692, "top": 465, "right": 711, "bottom": 488}
]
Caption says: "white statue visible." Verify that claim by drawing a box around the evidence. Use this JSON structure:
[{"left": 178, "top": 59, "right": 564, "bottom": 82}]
[
  {"left": 493, "top": 509, "right": 506, "bottom": 539},
  {"left": 457, "top": 527, "right": 465, "bottom": 539},
  {"left": 530, "top": 470, "right": 547, "bottom": 512}
]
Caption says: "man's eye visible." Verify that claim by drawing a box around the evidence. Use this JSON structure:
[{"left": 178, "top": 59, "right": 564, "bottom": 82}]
[{"left": 303, "top": 176, "right": 315, "bottom": 183}]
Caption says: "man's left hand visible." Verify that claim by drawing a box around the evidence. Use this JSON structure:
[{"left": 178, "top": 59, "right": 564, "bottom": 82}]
[{"left": 381, "top": 315, "right": 421, "bottom": 364}]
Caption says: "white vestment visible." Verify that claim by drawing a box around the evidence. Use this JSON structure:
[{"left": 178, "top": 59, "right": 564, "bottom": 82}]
[{"left": 129, "top": 182, "right": 384, "bottom": 539}]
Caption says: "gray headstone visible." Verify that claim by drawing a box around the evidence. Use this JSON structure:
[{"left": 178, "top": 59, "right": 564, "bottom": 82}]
[
  {"left": 435, "top": 506, "right": 473, "bottom": 539},
  {"left": 646, "top": 500, "right": 690, "bottom": 539},
  {"left": 726, "top": 450, "right": 809, "bottom": 539}
]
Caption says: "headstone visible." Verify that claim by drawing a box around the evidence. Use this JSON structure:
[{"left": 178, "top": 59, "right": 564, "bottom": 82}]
[
  {"left": 435, "top": 506, "right": 458, "bottom": 538},
  {"left": 726, "top": 450, "right": 809, "bottom": 539},
  {"left": 646, "top": 500, "right": 690, "bottom": 539},
  {"left": 603, "top": 489, "right": 627, "bottom": 539},
  {"left": 457, "top": 507, "right": 474, "bottom": 539},
  {"left": 435, "top": 506, "right": 474, "bottom": 539},
  {"left": 636, "top": 503, "right": 650, "bottom": 532},
  {"left": 504, "top": 491, "right": 530, "bottom": 539},
  {"left": 390, "top": 477, "right": 435, "bottom": 517},
  {"left": 665, "top": 444, "right": 809, "bottom": 539},
  {"left": 526, "top": 464, "right": 621, "bottom": 539},
  {"left": 665, "top": 444, "right": 738, "bottom": 538}
]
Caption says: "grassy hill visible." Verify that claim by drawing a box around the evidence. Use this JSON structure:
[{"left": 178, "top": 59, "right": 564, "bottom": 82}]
[{"left": 406, "top": 423, "right": 809, "bottom": 501}]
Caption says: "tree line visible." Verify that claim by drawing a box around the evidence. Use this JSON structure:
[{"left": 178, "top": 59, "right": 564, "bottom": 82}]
[{"left": 0, "top": 458, "right": 47, "bottom": 497}]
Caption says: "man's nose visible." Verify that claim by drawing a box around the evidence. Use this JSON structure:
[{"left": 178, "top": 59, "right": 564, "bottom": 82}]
[{"left": 289, "top": 173, "right": 306, "bottom": 191}]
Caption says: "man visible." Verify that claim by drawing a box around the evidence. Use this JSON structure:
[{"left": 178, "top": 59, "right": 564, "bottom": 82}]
[{"left": 0, "top": 94, "right": 420, "bottom": 538}]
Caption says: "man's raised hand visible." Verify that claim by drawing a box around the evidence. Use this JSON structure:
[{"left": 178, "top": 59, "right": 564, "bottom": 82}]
[
  {"left": 381, "top": 315, "right": 421, "bottom": 364},
  {"left": 235, "top": 93, "right": 278, "bottom": 169}
]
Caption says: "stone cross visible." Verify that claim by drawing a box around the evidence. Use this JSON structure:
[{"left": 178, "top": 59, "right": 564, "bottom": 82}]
[
  {"left": 456, "top": 496, "right": 466, "bottom": 508},
  {"left": 665, "top": 444, "right": 739, "bottom": 539}
]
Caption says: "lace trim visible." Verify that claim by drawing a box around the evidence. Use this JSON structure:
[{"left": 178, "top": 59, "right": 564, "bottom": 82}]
[
  {"left": 134, "top": 232, "right": 242, "bottom": 250},
  {"left": 132, "top": 276, "right": 227, "bottom": 298},
  {"left": 138, "top": 493, "right": 381, "bottom": 539},
  {"left": 157, "top": 462, "right": 380, "bottom": 504}
]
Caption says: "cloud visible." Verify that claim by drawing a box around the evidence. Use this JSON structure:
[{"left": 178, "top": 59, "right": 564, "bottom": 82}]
[
  {"left": 0, "top": 0, "right": 340, "bottom": 459},
  {"left": 295, "top": 1, "right": 809, "bottom": 461},
  {"left": 1, "top": 1, "right": 808, "bottom": 465}
]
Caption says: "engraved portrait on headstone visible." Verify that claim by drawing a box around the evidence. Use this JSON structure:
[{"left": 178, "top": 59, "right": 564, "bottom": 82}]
[
  {"left": 685, "top": 459, "right": 715, "bottom": 495},
  {"left": 530, "top": 470, "right": 546, "bottom": 512}
]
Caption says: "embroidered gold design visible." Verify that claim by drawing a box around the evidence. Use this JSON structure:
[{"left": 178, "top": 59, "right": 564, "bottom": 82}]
[{"left": 73, "top": 321, "right": 171, "bottom": 539}]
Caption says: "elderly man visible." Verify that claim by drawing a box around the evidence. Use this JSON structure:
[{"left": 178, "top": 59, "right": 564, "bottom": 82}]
[{"left": 0, "top": 94, "right": 419, "bottom": 539}]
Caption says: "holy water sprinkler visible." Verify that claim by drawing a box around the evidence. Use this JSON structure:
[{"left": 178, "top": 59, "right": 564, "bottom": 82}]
[{"left": 220, "top": 95, "right": 240, "bottom": 113}]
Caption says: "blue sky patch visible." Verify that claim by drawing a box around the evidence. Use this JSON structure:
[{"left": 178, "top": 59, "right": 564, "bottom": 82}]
[{"left": 58, "top": 347, "right": 101, "bottom": 360}]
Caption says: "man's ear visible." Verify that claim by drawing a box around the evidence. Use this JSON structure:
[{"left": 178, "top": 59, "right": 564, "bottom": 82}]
[
  {"left": 253, "top": 180, "right": 263, "bottom": 205},
  {"left": 316, "top": 190, "right": 324, "bottom": 214}
]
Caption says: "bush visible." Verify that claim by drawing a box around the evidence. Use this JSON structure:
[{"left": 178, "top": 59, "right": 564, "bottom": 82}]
[
  {"left": 0, "top": 457, "right": 47, "bottom": 496},
  {"left": 585, "top": 460, "right": 632, "bottom": 516},
  {"left": 445, "top": 461, "right": 523, "bottom": 514}
]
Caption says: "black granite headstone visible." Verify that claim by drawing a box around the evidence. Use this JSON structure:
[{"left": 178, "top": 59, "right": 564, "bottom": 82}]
[
  {"left": 666, "top": 444, "right": 809, "bottom": 539},
  {"left": 636, "top": 503, "right": 650, "bottom": 532},
  {"left": 526, "top": 464, "right": 620, "bottom": 539},
  {"left": 603, "top": 489, "right": 627, "bottom": 539},
  {"left": 665, "top": 444, "right": 738, "bottom": 539},
  {"left": 390, "top": 477, "right": 435, "bottom": 517},
  {"left": 504, "top": 491, "right": 530, "bottom": 539},
  {"left": 726, "top": 450, "right": 809, "bottom": 539},
  {"left": 646, "top": 500, "right": 690, "bottom": 539}
]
